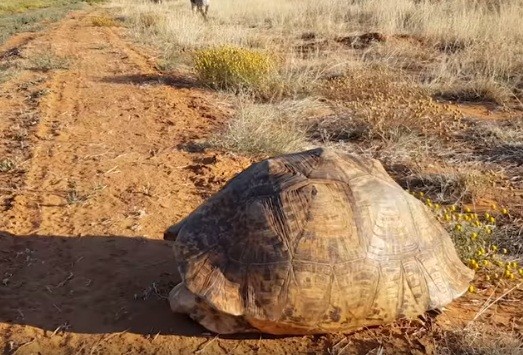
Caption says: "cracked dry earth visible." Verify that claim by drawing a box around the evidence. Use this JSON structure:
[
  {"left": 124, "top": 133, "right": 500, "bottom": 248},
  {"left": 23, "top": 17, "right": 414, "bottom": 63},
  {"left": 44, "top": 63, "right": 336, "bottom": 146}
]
[{"left": 0, "top": 10, "right": 522, "bottom": 355}]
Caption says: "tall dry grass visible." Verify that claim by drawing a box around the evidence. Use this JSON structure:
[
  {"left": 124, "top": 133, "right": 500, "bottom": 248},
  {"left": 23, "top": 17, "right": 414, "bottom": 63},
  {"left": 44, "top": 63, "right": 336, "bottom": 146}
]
[
  {"left": 110, "top": 0, "right": 523, "bottom": 103},
  {"left": 210, "top": 98, "right": 318, "bottom": 156}
]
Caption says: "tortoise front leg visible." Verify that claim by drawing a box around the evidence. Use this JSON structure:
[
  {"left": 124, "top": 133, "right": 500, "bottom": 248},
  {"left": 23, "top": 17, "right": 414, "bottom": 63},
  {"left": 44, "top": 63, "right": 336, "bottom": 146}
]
[{"left": 168, "top": 283, "right": 257, "bottom": 334}]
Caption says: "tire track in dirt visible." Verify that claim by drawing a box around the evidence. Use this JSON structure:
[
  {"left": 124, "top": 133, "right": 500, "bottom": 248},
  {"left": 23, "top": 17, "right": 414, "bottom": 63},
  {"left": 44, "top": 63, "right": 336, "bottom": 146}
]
[
  {"left": 0, "top": 39, "right": 50, "bottom": 226},
  {"left": 4, "top": 10, "right": 250, "bottom": 237},
  {"left": 4, "top": 12, "right": 91, "bottom": 234}
]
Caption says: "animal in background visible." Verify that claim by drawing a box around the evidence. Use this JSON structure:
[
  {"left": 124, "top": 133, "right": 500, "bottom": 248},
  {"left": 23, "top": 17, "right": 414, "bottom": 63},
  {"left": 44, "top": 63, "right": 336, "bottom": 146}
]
[{"left": 191, "top": 0, "right": 209, "bottom": 20}]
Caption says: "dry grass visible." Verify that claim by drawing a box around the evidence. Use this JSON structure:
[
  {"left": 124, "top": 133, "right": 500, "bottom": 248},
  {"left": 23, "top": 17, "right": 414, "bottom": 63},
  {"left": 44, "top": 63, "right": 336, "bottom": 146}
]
[
  {"left": 91, "top": 14, "right": 116, "bottom": 27},
  {"left": 0, "top": 64, "right": 16, "bottom": 84},
  {"left": 400, "top": 171, "right": 490, "bottom": 205},
  {"left": 111, "top": 0, "right": 523, "bottom": 104},
  {"left": 465, "top": 119, "right": 523, "bottom": 146},
  {"left": 437, "top": 324, "right": 523, "bottom": 355},
  {"left": 319, "top": 68, "right": 465, "bottom": 140},
  {"left": 0, "top": 0, "right": 71, "bottom": 15},
  {"left": 0, "top": 0, "right": 86, "bottom": 44},
  {"left": 211, "top": 98, "right": 322, "bottom": 156},
  {"left": 26, "top": 51, "right": 70, "bottom": 71}
]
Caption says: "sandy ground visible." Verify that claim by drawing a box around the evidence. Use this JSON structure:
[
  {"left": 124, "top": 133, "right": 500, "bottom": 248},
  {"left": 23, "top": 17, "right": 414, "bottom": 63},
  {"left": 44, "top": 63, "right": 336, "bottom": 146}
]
[{"left": 0, "top": 10, "right": 521, "bottom": 354}]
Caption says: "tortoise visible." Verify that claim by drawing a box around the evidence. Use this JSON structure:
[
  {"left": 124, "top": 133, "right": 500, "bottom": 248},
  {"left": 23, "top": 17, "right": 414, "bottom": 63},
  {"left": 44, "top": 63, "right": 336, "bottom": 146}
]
[{"left": 164, "top": 148, "right": 474, "bottom": 335}]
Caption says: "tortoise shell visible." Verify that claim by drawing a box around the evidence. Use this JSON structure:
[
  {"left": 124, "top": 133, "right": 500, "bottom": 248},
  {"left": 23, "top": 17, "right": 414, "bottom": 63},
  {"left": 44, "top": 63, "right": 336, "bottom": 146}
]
[{"left": 164, "top": 148, "right": 474, "bottom": 334}]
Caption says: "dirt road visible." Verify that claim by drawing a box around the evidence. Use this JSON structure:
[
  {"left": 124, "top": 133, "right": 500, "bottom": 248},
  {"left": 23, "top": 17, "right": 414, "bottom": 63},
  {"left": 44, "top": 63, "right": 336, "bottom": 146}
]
[
  {"left": 0, "top": 9, "right": 521, "bottom": 355},
  {"left": 0, "top": 9, "right": 259, "bottom": 354}
]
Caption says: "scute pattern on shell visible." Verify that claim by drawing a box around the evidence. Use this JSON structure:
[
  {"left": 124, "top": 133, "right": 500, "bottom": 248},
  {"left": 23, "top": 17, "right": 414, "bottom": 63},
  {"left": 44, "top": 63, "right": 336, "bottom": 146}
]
[{"left": 167, "top": 148, "right": 474, "bottom": 335}]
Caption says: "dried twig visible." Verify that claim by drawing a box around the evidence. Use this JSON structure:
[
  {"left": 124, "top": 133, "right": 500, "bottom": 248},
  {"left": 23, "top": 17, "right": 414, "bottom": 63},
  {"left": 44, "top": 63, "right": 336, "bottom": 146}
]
[
  {"left": 12, "top": 339, "right": 35, "bottom": 354},
  {"left": 153, "top": 332, "right": 161, "bottom": 341},
  {"left": 195, "top": 335, "right": 219, "bottom": 354},
  {"left": 56, "top": 272, "right": 74, "bottom": 287},
  {"left": 50, "top": 322, "right": 70, "bottom": 336},
  {"left": 89, "top": 329, "right": 129, "bottom": 355},
  {"left": 104, "top": 166, "right": 119, "bottom": 175},
  {"left": 467, "top": 283, "right": 522, "bottom": 327}
]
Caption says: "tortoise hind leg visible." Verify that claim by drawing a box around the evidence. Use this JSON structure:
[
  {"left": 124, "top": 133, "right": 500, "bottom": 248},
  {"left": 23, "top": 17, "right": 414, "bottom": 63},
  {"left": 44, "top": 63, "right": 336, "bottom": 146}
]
[{"left": 169, "top": 283, "right": 257, "bottom": 334}]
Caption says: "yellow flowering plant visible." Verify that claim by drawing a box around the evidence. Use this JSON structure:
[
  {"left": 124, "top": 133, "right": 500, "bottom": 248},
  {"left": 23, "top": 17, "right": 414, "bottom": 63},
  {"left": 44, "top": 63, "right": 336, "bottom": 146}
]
[
  {"left": 193, "top": 45, "right": 275, "bottom": 93},
  {"left": 408, "top": 190, "right": 522, "bottom": 291}
]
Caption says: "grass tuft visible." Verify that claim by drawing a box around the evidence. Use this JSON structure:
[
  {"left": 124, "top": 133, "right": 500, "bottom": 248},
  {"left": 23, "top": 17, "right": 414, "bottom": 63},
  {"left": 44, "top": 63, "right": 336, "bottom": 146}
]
[
  {"left": 0, "top": 1, "right": 86, "bottom": 45},
  {"left": 211, "top": 99, "right": 319, "bottom": 156},
  {"left": 437, "top": 324, "right": 523, "bottom": 355},
  {"left": 26, "top": 51, "right": 70, "bottom": 71},
  {"left": 91, "top": 15, "right": 116, "bottom": 27},
  {"left": 0, "top": 64, "right": 16, "bottom": 83},
  {"left": 319, "top": 68, "right": 464, "bottom": 141},
  {"left": 0, "top": 158, "right": 16, "bottom": 172}
]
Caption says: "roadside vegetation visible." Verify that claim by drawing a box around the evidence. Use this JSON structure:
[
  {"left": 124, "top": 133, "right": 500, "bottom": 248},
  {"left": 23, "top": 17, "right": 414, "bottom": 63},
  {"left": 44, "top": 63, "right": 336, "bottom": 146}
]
[{"left": 0, "top": 0, "right": 105, "bottom": 45}]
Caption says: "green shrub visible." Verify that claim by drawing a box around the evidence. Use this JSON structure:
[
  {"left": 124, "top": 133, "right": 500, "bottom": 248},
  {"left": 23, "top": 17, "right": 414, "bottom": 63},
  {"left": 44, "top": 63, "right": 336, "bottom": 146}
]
[{"left": 193, "top": 45, "right": 275, "bottom": 93}]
